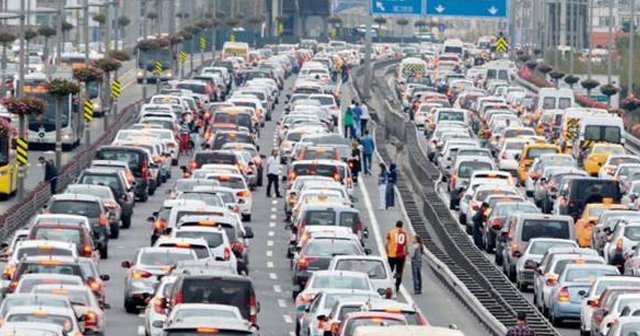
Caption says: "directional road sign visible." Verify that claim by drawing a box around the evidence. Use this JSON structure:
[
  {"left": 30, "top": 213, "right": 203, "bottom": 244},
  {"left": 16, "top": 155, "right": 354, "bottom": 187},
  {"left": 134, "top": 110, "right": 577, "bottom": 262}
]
[
  {"left": 495, "top": 35, "right": 509, "bottom": 53},
  {"left": 426, "top": 0, "right": 507, "bottom": 18},
  {"left": 370, "top": 0, "right": 422, "bottom": 15}
]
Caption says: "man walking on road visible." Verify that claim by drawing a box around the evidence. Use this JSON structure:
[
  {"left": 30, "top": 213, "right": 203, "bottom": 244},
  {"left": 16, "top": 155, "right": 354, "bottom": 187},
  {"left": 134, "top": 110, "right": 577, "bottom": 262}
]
[
  {"left": 506, "top": 312, "right": 535, "bottom": 336},
  {"left": 265, "top": 149, "right": 282, "bottom": 198},
  {"left": 386, "top": 220, "right": 409, "bottom": 292},
  {"left": 360, "top": 131, "right": 375, "bottom": 176},
  {"left": 352, "top": 101, "right": 362, "bottom": 137},
  {"left": 360, "top": 102, "right": 370, "bottom": 133},
  {"left": 40, "top": 156, "right": 58, "bottom": 195}
]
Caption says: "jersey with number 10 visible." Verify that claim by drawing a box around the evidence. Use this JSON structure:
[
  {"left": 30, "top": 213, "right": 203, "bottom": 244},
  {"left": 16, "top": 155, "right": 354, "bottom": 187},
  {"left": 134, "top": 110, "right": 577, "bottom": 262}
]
[{"left": 386, "top": 228, "right": 408, "bottom": 258}]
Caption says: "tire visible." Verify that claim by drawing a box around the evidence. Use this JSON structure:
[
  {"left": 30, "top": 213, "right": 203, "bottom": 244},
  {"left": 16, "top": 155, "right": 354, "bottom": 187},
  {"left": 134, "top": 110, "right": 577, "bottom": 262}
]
[
  {"left": 495, "top": 252, "right": 503, "bottom": 266},
  {"left": 124, "top": 299, "right": 138, "bottom": 314},
  {"left": 140, "top": 191, "right": 149, "bottom": 202},
  {"left": 449, "top": 198, "right": 456, "bottom": 210},
  {"left": 458, "top": 214, "right": 466, "bottom": 226},
  {"left": 551, "top": 314, "right": 562, "bottom": 327},
  {"left": 110, "top": 223, "right": 119, "bottom": 239},
  {"left": 242, "top": 214, "right": 251, "bottom": 222},
  {"left": 172, "top": 158, "right": 178, "bottom": 166},
  {"left": 99, "top": 245, "right": 108, "bottom": 259},
  {"left": 122, "top": 215, "right": 132, "bottom": 229},
  {"left": 149, "top": 186, "right": 156, "bottom": 196}
]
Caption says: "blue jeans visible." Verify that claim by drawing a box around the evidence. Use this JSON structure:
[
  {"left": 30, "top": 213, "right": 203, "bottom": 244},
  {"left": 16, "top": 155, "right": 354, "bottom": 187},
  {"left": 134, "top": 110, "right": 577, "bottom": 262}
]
[
  {"left": 363, "top": 153, "right": 372, "bottom": 175},
  {"left": 411, "top": 262, "right": 422, "bottom": 292}
]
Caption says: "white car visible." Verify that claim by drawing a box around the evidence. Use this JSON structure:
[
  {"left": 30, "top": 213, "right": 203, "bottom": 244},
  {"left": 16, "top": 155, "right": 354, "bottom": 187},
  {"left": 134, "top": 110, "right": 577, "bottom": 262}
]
[
  {"left": 171, "top": 226, "right": 238, "bottom": 270},
  {"left": 3, "top": 306, "right": 84, "bottom": 336},
  {"left": 164, "top": 303, "right": 243, "bottom": 327},
  {"left": 497, "top": 138, "right": 528, "bottom": 173},
  {"left": 144, "top": 275, "right": 177, "bottom": 336},
  {"left": 205, "top": 173, "right": 253, "bottom": 221},
  {"left": 580, "top": 276, "right": 640, "bottom": 335},
  {"left": 514, "top": 238, "right": 577, "bottom": 291},
  {"left": 603, "top": 222, "right": 640, "bottom": 264},
  {"left": 328, "top": 255, "right": 395, "bottom": 299},
  {"left": 598, "top": 154, "right": 640, "bottom": 179},
  {"left": 597, "top": 293, "right": 640, "bottom": 336}
]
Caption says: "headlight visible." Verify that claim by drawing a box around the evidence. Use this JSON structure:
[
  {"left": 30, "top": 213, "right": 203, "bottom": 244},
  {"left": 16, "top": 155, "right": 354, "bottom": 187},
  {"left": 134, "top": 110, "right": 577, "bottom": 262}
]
[
  {"left": 93, "top": 102, "right": 101, "bottom": 110},
  {"left": 166, "top": 72, "right": 173, "bottom": 78},
  {"left": 137, "top": 71, "right": 143, "bottom": 77}
]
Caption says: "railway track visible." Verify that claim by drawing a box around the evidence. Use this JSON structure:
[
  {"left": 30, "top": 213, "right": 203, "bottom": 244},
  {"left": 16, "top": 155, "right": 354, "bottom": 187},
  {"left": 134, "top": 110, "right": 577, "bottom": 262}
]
[{"left": 352, "top": 59, "right": 561, "bottom": 336}]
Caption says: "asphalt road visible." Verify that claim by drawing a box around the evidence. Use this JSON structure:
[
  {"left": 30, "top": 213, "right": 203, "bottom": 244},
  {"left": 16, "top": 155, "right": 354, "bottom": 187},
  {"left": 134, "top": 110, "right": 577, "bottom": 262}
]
[{"left": 92, "top": 71, "right": 493, "bottom": 336}]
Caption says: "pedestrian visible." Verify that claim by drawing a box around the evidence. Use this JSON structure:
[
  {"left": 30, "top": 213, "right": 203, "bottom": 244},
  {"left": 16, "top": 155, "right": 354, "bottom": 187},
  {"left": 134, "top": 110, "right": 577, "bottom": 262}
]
[
  {"left": 341, "top": 62, "right": 349, "bottom": 82},
  {"left": 386, "top": 220, "right": 409, "bottom": 293},
  {"left": 352, "top": 102, "right": 362, "bottom": 137},
  {"left": 360, "top": 101, "right": 370, "bottom": 133},
  {"left": 611, "top": 239, "right": 627, "bottom": 274},
  {"left": 265, "top": 149, "right": 282, "bottom": 198},
  {"left": 349, "top": 141, "right": 361, "bottom": 183},
  {"left": 40, "top": 156, "right": 58, "bottom": 195},
  {"left": 378, "top": 163, "right": 388, "bottom": 210},
  {"left": 386, "top": 163, "right": 397, "bottom": 209},
  {"left": 472, "top": 202, "right": 488, "bottom": 250},
  {"left": 410, "top": 235, "right": 423, "bottom": 294},
  {"left": 344, "top": 106, "right": 355, "bottom": 139},
  {"left": 506, "top": 312, "right": 535, "bottom": 336},
  {"left": 360, "top": 130, "right": 375, "bottom": 176}
]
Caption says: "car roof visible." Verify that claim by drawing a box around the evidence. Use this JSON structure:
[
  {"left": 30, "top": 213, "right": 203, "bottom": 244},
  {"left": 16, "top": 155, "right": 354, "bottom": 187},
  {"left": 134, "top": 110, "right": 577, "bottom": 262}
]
[
  {"left": 50, "top": 193, "right": 101, "bottom": 202},
  {"left": 163, "top": 317, "right": 252, "bottom": 332}
]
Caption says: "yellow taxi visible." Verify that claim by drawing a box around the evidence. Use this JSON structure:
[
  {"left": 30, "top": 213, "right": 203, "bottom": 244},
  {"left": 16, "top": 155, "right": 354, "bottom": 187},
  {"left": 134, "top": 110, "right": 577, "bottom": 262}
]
[
  {"left": 517, "top": 143, "right": 561, "bottom": 185},
  {"left": 575, "top": 202, "right": 628, "bottom": 248},
  {"left": 583, "top": 143, "right": 626, "bottom": 176}
]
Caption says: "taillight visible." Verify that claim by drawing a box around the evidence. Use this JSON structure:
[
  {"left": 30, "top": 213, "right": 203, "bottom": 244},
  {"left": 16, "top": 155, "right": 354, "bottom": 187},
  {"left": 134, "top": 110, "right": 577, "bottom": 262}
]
[
  {"left": 8, "top": 281, "right": 17, "bottom": 292},
  {"left": 557, "top": 287, "right": 570, "bottom": 302},
  {"left": 3, "top": 265, "right": 15, "bottom": 280},
  {"left": 154, "top": 219, "right": 167, "bottom": 232},
  {"left": 288, "top": 171, "right": 296, "bottom": 181},
  {"left": 84, "top": 310, "right": 98, "bottom": 328},
  {"left": 153, "top": 298, "right": 167, "bottom": 314},
  {"left": 132, "top": 268, "right": 153, "bottom": 280},
  {"left": 546, "top": 277, "right": 557, "bottom": 286},
  {"left": 236, "top": 190, "right": 250, "bottom": 198},
  {"left": 82, "top": 245, "right": 93, "bottom": 257},
  {"left": 99, "top": 214, "right": 108, "bottom": 227},
  {"left": 298, "top": 257, "right": 309, "bottom": 270},
  {"left": 385, "top": 288, "right": 392, "bottom": 299},
  {"left": 592, "top": 298, "right": 601, "bottom": 308},
  {"left": 501, "top": 152, "right": 508, "bottom": 159},
  {"left": 333, "top": 172, "right": 340, "bottom": 182},
  {"left": 249, "top": 295, "right": 257, "bottom": 325},
  {"left": 87, "top": 277, "right": 102, "bottom": 294},
  {"left": 355, "top": 220, "right": 363, "bottom": 236},
  {"left": 104, "top": 202, "right": 116, "bottom": 210},
  {"left": 224, "top": 247, "right": 231, "bottom": 261},
  {"left": 175, "top": 292, "right": 183, "bottom": 305},
  {"left": 490, "top": 218, "right": 504, "bottom": 229}
]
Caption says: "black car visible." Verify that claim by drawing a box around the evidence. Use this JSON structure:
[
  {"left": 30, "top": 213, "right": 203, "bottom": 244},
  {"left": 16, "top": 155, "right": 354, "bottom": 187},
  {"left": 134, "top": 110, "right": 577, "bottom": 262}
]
[
  {"left": 96, "top": 145, "right": 152, "bottom": 202},
  {"left": 76, "top": 168, "right": 135, "bottom": 236},
  {"left": 556, "top": 177, "right": 622, "bottom": 219}
]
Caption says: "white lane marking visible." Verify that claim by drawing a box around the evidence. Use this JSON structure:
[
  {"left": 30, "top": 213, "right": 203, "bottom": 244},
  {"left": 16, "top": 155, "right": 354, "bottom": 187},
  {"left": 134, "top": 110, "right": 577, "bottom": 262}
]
[
  {"left": 290, "top": 332, "right": 296, "bottom": 336},
  {"left": 268, "top": 231, "right": 275, "bottom": 237},
  {"left": 268, "top": 240, "right": 274, "bottom": 246},
  {"left": 273, "top": 285, "right": 282, "bottom": 293},
  {"left": 271, "top": 207, "right": 277, "bottom": 212},
  {"left": 269, "top": 221, "right": 276, "bottom": 228},
  {"left": 267, "top": 261, "right": 274, "bottom": 268},
  {"left": 269, "top": 272, "right": 278, "bottom": 280},
  {"left": 283, "top": 314, "right": 293, "bottom": 324},
  {"left": 272, "top": 200, "right": 278, "bottom": 205},
  {"left": 138, "top": 313, "right": 144, "bottom": 318},
  {"left": 358, "top": 180, "right": 417, "bottom": 308},
  {"left": 266, "top": 250, "right": 273, "bottom": 257},
  {"left": 278, "top": 299, "right": 287, "bottom": 308},
  {"left": 137, "top": 326, "right": 145, "bottom": 336},
  {"left": 270, "top": 214, "right": 276, "bottom": 220}
]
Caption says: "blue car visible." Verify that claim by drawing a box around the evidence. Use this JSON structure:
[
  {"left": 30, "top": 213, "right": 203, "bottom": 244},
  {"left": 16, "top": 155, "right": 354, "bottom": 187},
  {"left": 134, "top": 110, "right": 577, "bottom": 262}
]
[{"left": 548, "top": 264, "right": 619, "bottom": 326}]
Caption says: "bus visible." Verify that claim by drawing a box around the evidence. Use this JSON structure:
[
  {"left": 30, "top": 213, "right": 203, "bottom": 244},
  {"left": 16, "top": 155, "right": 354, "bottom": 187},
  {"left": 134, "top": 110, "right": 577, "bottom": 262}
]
[
  {"left": 222, "top": 41, "right": 250, "bottom": 61},
  {"left": 25, "top": 73, "right": 81, "bottom": 150},
  {"left": 57, "top": 52, "right": 107, "bottom": 116},
  {"left": 0, "top": 116, "right": 17, "bottom": 198},
  {"left": 136, "top": 39, "right": 173, "bottom": 83}
]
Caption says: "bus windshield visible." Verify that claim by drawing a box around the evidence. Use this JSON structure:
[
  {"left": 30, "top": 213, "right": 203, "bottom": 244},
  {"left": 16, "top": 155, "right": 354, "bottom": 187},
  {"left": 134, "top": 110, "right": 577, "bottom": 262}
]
[
  {"left": 137, "top": 49, "right": 171, "bottom": 70},
  {"left": 27, "top": 92, "right": 71, "bottom": 131},
  {"left": 0, "top": 130, "right": 8, "bottom": 165}
]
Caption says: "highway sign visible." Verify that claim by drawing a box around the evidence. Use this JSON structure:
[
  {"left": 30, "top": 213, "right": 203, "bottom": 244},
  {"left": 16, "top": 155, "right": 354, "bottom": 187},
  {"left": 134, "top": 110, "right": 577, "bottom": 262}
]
[
  {"left": 426, "top": 0, "right": 507, "bottom": 17},
  {"left": 83, "top": 101, "right": 93, "bottom": 122},
  {"left": 16, "top": 138, "right": 27, "bottom": 166},
  {"left": 495, "top": 36, "right": 508, "bottom": 53},
  {"left": 370, "top": 0, "right": 422, "bottom": 15},
  {"left": 438, "top": 23, "right": 445, "bottom": 33}
]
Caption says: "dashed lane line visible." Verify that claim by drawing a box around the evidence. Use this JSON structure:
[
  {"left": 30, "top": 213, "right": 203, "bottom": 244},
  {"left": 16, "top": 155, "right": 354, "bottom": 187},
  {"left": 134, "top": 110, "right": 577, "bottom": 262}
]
[
  {"left": 273, "top": 285, "right": 282, "bottom": 293},
  {"left": 267, "top": 261, "right": 274, "bottom": 268}
]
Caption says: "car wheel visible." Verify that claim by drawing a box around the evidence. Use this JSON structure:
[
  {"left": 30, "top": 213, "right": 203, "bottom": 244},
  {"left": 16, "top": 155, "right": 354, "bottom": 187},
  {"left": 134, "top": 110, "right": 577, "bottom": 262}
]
[
  {"left": 140, "top": 191, "right": 149, "bottom": 202},
  {"left": 580, "top": 329, "right": 590, "bottom": 336},
  {"left": 242, "top": 214, "right": 251, "bottom": 222},
  {"left": 295, "top": 321, "right": 301, "bottom": 336},
  {"left": 149, "top": 186, "right": 156, "bottom": 196},
  {"left": 99, "top": 245, "right": 108, "bottom": 259},
  {"left": 122, "top": 215, "right": 132, "bottom": 229},
  {"left": 551, "top": 314, "right": 562, "bottom": 327},
  {"left": 124, "top": 298, "right": 138, "bottom": 314},
  {"left": 495, "top": 251, "right": 503, "bottom": 266},
  {"left": 110, "top": 223, "right": 119, "bottom": 239},
  {"left": 449, "top": 199, "right": 456, "bottom": 210}
]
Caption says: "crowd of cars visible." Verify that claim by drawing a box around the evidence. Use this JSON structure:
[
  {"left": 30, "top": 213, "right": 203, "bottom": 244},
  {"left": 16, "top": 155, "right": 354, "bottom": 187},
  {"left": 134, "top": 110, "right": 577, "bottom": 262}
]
[
  {"left": 397, "top": 37, "right": 640, "bottom": 335},
  {"left": 0, "top": 39, "right": 470, "bottom": 336}
]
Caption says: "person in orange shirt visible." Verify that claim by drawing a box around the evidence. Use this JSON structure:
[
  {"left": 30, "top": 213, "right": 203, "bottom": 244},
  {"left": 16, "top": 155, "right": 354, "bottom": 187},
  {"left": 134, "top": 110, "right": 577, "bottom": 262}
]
[
  {"left": 386, "top": 220, "right": 409, "bottom": 292},
  {"left": 576, "top": 219, "right": 595, "bottom": 248}
]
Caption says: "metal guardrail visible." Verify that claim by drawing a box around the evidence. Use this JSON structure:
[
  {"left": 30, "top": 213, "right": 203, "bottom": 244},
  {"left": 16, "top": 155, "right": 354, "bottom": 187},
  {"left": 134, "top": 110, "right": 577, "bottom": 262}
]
[
  {"left": 515, "top": 74, "right": 640, "bottom": 155},
  {"left": 0, "top": 57, "right": 213, "bottom": 242},
  {"left": 354, "top": 59, "right": 561, "bottom": 336}
]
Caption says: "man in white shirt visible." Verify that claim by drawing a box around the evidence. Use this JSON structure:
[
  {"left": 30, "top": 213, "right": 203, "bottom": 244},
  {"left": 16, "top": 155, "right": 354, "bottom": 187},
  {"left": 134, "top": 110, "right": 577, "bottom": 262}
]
[
  {"left": 360, "top": 102, "right": 370, "bottom": 133},
  {"left": 265, "top": 149, "right": 282, "bottom": 198}
]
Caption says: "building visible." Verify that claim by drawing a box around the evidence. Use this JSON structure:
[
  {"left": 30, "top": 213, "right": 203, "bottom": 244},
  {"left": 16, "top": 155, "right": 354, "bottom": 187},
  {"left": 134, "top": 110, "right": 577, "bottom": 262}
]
[{"left": 591, "top": 0, "right": 638, "bottom": 48}]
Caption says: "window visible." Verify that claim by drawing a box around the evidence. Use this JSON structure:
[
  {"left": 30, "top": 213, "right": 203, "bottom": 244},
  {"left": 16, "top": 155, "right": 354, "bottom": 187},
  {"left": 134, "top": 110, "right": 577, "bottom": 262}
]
[
  {"left": 542, "top": 97, "right": 556, "bottom": 109},
  {"left": 0, "top": 135, "right": 8, "bottom": 165},
  {"left": 585, "top": 125, "right": 622, "bottom": 143}
]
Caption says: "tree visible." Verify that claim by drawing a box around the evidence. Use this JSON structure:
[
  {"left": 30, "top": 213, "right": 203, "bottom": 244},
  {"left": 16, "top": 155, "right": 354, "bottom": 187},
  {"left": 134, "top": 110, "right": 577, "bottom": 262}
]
[
  {"left": 226, "top": 18, "right": 240, "bottom": 28},
  {"left": 374, "top": 17, "right": 387, "bottom": 26},
  {"left": 0, "top": 33, "right": 16, "bottom": 95},
  {"left": 622, "top": 20, "right": 637, "bottom": 33},
  {"left": 396, "top": 18, "right": 409, "bottom": 43},
  {"left": 564, "top": 75, "right": 580, "bottom": 88},
  {"left": 581, "top": 78, "right": 600, "bottom": 97},
  {"left": 600, "top": 84, "right": 619, "bottom": 106},
  {"left": 62, "top": 21, "right": 74, "bottom": 43},
  {"left": 38, "top": 26, "right": 56, "bottom": 68},
  {"left": 146, "top": 11, "right": 158, "bottom": 34},
  {"left": 414, "top": 20, "right": 427, "bottom": 31},
  {"left": 327, "top": 16, "right": 342, "bottom": 26}
]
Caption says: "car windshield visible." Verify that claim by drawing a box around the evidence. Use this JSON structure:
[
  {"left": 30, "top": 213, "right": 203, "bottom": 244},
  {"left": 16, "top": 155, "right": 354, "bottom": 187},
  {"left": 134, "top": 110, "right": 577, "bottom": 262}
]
[
  {"left": 553, "top": 259, "right": 602, "bottom": 275},
  {"left": 209, "top": 176, "right": 245, "bottom": 189},
  {"left": 33, "top": 288, "right": 90, "bottom": 306},
  {"left": 156, "top": 244, "right": 209, "bottom": 259},
  {"left": 334, "top": 260, "right": 387, "bottom": 279},
  {"left": 172, "top": 308, "right": 239, "bottom": 321},
  {"left": 293, "top": 164, "right": 340, "bottom": 179},
  {"left": 15, "top": 247, "right": 73, "bottom": 260},
  {"left": 346, "top": 317, "right": 405, "bottom": 335},
  {"left": 140, "top": 251, "right": 196, "bottom": 266},
  {"left": 6, "top": 313, "right": 74, "bottom": 332},
  {"left": 596, "top": 281, "right": 640, "bottom": 295},
  {"left": 175, "top": 231, "right": 225, "bottom": 249},
  {"left": 528, "top": 148, "right": 558, "bottom": 159},
  {"left": 312, "top": 274, "right": 369, "bottom": 290},
  {"left": 33, "top": 228, "right": 82, "bottom": 247},
  {"left": 624, "top": 227, "right": 640, "bottom": 240},
  {"left": 530, "top": 241, "right": 575, "bottom": 255},
  {"left": 0, "top": 297, "right": 68, "bottom": 316},
  {"left": 521, "top": 220, "right": 571, "bottom": 241},
  {"left": 79, "top": 174, "right": 120, "bottom": 191},
  {"left": 177, "top": 193, "right": 224, "bottom": 207},
  {"left": 49, "top": 201, "right": 100, "bottom": 218},
  {"left": 458, "top": 162, "right": 493, "bottom": 178},
  {"left": 304, "top": 239, "right": 361, "bottom": 257},
  {"left": 17, "top": 279, "right": 80, "bottom": 293},
  {"left": 565, "top": 267, "right": 616, "bottom": 282},
  {"left": 67, "top": 186, "right": 111, "bottom": 199},
  {"left": 438, "top": 111, "right": 464, "bottom": 122}
]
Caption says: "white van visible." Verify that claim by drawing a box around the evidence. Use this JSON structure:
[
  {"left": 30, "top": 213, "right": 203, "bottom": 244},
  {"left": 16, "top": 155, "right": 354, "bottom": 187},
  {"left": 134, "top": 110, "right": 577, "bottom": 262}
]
[
  {"left": 442, "top": 39, "right": 464, "bottom": 55},
  {"left": 535, "top": 88, "right": 575, "bottom": 112}
]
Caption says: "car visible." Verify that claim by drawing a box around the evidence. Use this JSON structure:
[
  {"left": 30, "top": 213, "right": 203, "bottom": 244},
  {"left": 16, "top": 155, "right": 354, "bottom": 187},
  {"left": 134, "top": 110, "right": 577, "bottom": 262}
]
[
  {"left": 32, "top": 284, "right": 107, "bottom": 336},
  {"left": 96, "top": 145, "right": 152, "bottom": 201},
  {"left": 547, "top": 264, "right": 619, "bottom": 327},
  {"left": 0, "top": 322, "right": 66, "bottom": 336},
  {"left": 143, "top": 275, "right": 177, "bottom": 336},
  {"left": 486, "top": 201, "right": 540, "bottom": 257},
  {"left": 515, "top": 238, "right": 578, "bottom": 291},
  {"left": 332, "top": 311, "right": 408, "bottom": 336},
  {"left": 292, "top": 204, "right": 365, "bottom": 243},
  {"left": 580, "top": 276, "right": 640, "bottom": 336},
  {"left": 604, "top": 222, "right": 640, "bottom": 264},
  {"left": 297, "top": 289, "right": 380, "bottom": 336},
  {"left": 27, "top": 215, "right": 98, "bottom": 261},
  {"left": 121, "top": 247, "right": 197, "bottom": 313},
  {"left": 294, "top": 270, "right": 376, "bottom": 307},
  {"left": 170, "top": 226, "right": 238, "bottom": 270},
  {"left": 605, "top": 316, "right": 640, "bottom": 336},
  {"left": 14, "top": 273, "right": 84, "bottom": 294},
  {"left": 594, "top": 292, "right": 640, "bottom": 336},
  {"left": 0, "top": 293, "right": 73, "bottom": 320},
  {"left": 64, "top": 182, "right": 132, "bottom": 237},
  {"left": 3, "top": 306, "right": 83, "bottom": 336},
  {"left": 46, "top": 193, "right": 110, "bottom": 259},
  {"left": 328, "top": 255, "right": 395, "bottom": 299},
  {"left": 164, "top": 303, "right": 243, "bottom": 327},
  {"left": 359, "top": 299, "right": 428, "bottom": 325},
  {"left": 161, "top": 317, "right": 254, "bottom": 336},
  {"left": 205, "top": 173, "right": 253, "bottom": 221}
]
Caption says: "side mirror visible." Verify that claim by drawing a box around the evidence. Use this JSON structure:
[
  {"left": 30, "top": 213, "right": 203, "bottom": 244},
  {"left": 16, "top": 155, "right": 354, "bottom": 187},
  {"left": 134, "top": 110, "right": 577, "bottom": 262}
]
[
  {"left": 1, "top": 273, "right": 11, "bottom": 281},
  {"left": 147, "top": 216, "right": 156, "bottom": 223},
  {"left": 514, "top": 154, "right": 520, "bottom": 161},
  {"left": 578, "top": 290, "right": 587, "bottom": 297},
  {"left": 244, "top": 227, "right": 254, "bottom": 239},
  {"left": 121, "top": 260, "right": 131, "bottom": 269},
  {"left": 363, "top": 227, "right": 369, "bottom": 239},
  {"left": 304, "top": 305, "right": 311, "bottom": 313},
  {"left": 317, "top": 314, "right": 327, "bottom": 321},
  {"left": 99, "top": 274, "right": 110, "bottom": 281},
  {"left": 364, "top": 248, "right": 372, "bottom": 255}
]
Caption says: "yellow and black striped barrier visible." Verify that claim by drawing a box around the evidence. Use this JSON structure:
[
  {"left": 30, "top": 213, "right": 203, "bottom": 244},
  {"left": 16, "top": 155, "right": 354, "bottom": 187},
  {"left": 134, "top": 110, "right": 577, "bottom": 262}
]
[
  {"left": 16, "top": 138, "right": 27, "bottom": 166},
  {"left": 199, "top": 36, "right": 206, "bottom": 52},
  {"left": 83, "top": 100, "right": 94, "bottom": 122},
  {"left": 179, "top": 51, "right": 188, "bottom": 64},
  {"left": 111, "top": 79, "right": 122, "bottom": 99},
  {"left": 154, "top": 61, "right": 163, "bottom": 76}
]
